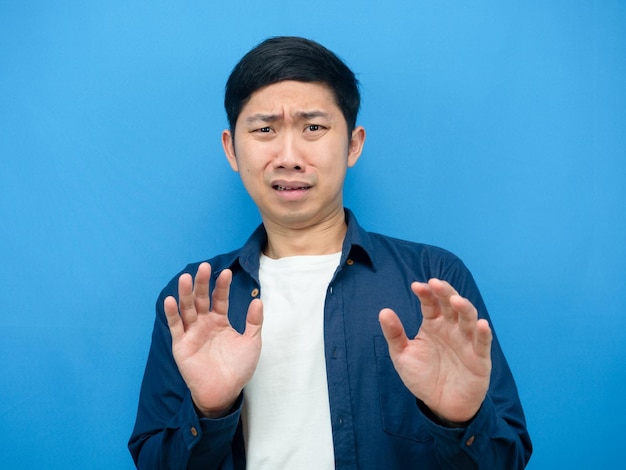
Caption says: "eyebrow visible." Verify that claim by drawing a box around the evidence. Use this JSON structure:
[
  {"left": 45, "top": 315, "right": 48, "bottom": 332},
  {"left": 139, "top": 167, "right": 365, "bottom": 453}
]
[
  {"left": 245, "top": 113, "right": 280, "bottom": 124},
  {"left": 245, "top": 110, "right": 331, "bottom": 123},
  {"left": 296, "top": 110, "right": 331, "bottom": 121}
]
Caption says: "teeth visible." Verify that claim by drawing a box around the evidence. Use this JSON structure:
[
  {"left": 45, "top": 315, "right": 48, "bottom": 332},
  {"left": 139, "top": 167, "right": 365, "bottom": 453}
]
[{"left": 275, "top": 185, "right": 309, "bottom": 191}]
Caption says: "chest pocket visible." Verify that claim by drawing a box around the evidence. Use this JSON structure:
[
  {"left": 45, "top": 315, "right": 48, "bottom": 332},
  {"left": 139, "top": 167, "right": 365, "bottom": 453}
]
[{"left": 374, "top": 335, "right": 433, "bottom": 443}]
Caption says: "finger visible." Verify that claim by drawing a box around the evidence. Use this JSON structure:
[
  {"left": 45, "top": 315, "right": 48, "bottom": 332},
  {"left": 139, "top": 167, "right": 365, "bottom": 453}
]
[
  {"left": 411, "top": 282, "right": 439, "bottom": 320},
  {"left": 474, "top": 319, "right": 493, "bottom": 359},
  {"left": 379, "top": 308, "right": 409, "bottom": 357},
  {"left": 450, "top": 294, "right": 478, "bottom": 337},
  {"left": 427, "top": 277, "right": 457, "bottom": 301},
  {"left": 177, "top": 273, "right": 197, "bottom": 325},
  {"left": 164, "top": 295, "right": 183, "bottom": 341},
  {"left": 427, "top": 279, "right": 459, "bottom": 323},
  {"left": 427, "top": 278, "right": 459, "bottom": 298},
  {"left": 412, "top": 281, "right": 455, "bottom": 321},
  {"left": 193, "top": 262, "right": 212, "bottom": 315},
  {"left": 244, "top": 298, "right": 264, "bottom": 339},
  {"left": 411, "top": 281, "right": 434, "bottom": 304},
  {"left": 211, "top": 269, "right": 232, "bottom": 315}
]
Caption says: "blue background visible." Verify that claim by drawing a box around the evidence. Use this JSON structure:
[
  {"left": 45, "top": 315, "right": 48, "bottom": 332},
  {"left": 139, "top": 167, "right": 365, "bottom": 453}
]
[{"left": 1, "top": 1, "right": 624, "bottom": 468}]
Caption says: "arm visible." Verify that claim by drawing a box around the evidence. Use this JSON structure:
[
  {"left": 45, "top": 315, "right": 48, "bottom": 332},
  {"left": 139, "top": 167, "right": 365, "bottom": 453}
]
[
  {"left": 379, "top": 278, "right": 531, "bottom": 469},
  {"left": 129, "top": 263, "right": 263, "bottom": 469}
]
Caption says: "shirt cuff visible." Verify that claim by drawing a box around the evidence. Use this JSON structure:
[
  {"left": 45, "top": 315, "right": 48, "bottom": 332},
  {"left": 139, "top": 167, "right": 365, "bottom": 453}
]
[
  {"left": 417, "top": 396, "right": 498, "bottom": 461},
  {"left": 171, "top": 391, "right": 244, "bottom": 453}
]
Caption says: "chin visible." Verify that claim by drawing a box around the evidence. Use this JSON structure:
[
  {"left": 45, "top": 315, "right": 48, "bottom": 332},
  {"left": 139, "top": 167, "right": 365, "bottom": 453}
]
[{"left": 266, "top": 205, "right": 341, "bottom": 230}]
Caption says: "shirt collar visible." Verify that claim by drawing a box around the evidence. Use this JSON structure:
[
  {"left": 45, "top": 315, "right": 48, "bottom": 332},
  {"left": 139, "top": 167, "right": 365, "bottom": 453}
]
[
  {"left": 341, "top": 208, "right": 377, "bottom": 271},
  {"left": 227, "top": 208, "right": 377, "bottom": 276}
]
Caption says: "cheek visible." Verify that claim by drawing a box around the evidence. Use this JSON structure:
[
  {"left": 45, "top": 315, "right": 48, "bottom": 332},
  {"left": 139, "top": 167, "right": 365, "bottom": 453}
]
[
  {"left": 238, "top": 165, "right": 265, "bottom": 190},
  {"left": 321, "top": 153, "right": 349, "bottom": 175},
  {"left": 237, "top": 157, "right": 259, "bottom": 175}
]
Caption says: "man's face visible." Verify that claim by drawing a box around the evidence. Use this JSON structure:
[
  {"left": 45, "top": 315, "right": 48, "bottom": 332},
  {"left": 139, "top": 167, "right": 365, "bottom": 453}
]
[{"left": 222, "top": 80, "right": 365, "bottom": 231}]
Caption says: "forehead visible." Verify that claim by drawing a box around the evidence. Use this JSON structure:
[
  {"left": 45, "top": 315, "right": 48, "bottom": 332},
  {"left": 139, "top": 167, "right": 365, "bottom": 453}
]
[{"left": 239, "top": 80, "right": 340, "bottom": 117}]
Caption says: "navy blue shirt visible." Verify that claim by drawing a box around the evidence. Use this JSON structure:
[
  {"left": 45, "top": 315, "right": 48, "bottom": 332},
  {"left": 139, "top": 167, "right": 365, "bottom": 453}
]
[{"left": 129, "top": 210, "right": 532, "bottom": 469}]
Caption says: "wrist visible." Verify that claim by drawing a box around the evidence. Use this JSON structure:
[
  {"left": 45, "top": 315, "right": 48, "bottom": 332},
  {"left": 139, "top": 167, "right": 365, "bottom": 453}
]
[
  {"left": 416, "top": 398, "right": 478, "bottom": 428},
  {"left": 432, "top": 412, "right": 475, "bottom": 429},
  {"left": 192, "top": 396, "right": 239, "bottom": 419}
]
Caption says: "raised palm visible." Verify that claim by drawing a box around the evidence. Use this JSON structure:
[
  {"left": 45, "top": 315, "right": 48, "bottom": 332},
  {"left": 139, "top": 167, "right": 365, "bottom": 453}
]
[
  {"left": 164, "top": 263, "right": 263, "bottom": 418},
  {"left": 379, "top": 278, "right": 492, "bottom": 424}
]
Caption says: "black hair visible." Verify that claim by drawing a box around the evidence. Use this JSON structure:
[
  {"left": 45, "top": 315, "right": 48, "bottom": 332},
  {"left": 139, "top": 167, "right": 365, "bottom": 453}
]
[{"left": 224, "top": 36, "right": 360, "bottom": 133}]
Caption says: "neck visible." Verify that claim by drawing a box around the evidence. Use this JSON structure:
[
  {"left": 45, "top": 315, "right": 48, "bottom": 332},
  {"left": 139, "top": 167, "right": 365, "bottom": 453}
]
[{"left": 262, "top": 209, "right": 347, "bottom": 259}]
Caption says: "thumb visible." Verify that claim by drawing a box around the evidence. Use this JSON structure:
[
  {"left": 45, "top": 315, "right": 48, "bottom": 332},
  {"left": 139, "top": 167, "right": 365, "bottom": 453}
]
[
  {"left": 379, "top": 308, "right": 409, "bottom": 357},
  {"left": 244, "top": 298, "right": 263, "bottom": 339}
]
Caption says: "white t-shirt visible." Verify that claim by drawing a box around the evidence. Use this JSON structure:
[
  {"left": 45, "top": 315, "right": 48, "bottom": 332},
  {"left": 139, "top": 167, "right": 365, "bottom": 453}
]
[{"left": 242, "top": 253, "right": 340, "bottom": 469}]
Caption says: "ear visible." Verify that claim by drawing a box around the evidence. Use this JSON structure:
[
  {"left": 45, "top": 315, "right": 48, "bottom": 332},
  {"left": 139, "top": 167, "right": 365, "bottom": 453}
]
[
  {"left": 222, "top": 129, "right": 239, "bottom": 172},
  {"left": 347, "top": 125, "right": 366, "bottom": 168}
]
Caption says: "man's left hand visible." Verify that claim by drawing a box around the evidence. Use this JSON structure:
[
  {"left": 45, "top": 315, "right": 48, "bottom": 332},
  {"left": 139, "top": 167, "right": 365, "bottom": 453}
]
[{"left": 379, "top": 279, "right": 492, "bottom": 425}]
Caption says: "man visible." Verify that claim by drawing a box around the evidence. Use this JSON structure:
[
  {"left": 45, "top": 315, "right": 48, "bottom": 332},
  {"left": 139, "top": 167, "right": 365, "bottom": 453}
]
[{"left": 129, "top": 36, "right": 532, "bottom": 469}]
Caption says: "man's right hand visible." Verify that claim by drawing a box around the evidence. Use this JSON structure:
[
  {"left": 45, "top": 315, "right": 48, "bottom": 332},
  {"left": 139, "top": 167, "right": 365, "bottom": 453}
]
[{"left": 164, "top": 262, "right": 263, "bottom": 418}]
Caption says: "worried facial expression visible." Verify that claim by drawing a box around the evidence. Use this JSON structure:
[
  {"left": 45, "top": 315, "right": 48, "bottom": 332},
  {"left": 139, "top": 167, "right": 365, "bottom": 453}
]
[{"left": 222, "top": 80, "right": 365, "bottom": 230}]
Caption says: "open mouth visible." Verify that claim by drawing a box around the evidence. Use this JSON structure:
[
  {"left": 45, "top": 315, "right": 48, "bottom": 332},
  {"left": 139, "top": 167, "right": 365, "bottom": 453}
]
[{"left": 273, "top": 185, "right": 311, "bottom": 191}]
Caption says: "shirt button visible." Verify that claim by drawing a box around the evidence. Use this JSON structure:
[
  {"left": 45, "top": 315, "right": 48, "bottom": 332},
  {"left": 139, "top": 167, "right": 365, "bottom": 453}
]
[
  {"left": 251, "top": 288, "right": 259, "bottom": 297},
  {"left": 465, "top": 435, "right": 475, "bottom": 446},
  {"left": 190, "top": 426, "right": 198, "bottom": 437},
  {"left": 346, "top": 259, "right": 354, "bottom": 266}
]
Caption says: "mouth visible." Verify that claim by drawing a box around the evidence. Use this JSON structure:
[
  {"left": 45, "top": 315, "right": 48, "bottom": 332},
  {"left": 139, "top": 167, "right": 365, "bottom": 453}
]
[{"left": 273, "top": 184, "right": 312, "bottom": 191}]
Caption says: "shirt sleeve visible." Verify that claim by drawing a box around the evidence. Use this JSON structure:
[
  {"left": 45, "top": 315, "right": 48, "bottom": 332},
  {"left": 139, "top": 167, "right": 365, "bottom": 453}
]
[
  {"left": 417, "top": 258, "right": 532, "bottom": 469},
  {"left": 128, "top": 284, "right": 243, "bottom": 470},
  {"left": 417, "top": 396, "right": 530, "bottom": 469}
]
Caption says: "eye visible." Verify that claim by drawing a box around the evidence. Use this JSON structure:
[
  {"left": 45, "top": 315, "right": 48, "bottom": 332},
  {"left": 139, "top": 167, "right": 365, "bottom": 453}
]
[
  {"left": 306, "top": 124, "right": 326, "bottom": 132},
  {"left": 257, "top": 126, "right": 272, "bottom": 133}
]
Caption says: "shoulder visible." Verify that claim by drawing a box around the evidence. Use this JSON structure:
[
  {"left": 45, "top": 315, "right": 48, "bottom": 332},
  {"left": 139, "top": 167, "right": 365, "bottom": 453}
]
[
  {"left": 364, "top": 230, "right": 479, "bottom": 291},
  {"left": 346, "top": 209, "right": 461, "bottom": 270},
  {"left": 368, "top": 231, "right": 464, "bottom": 269},
  {"left": 366, "top": 231, "right": 483, "bottom": 306},
  {"left": 157, "top": 246, "right": 244, "bottom": 300}
]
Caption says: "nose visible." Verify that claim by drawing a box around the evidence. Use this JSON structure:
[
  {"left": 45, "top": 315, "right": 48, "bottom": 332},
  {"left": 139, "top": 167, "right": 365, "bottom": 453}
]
[{"left": 273, "top": 132, "right": 304, "bottom": 171}]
